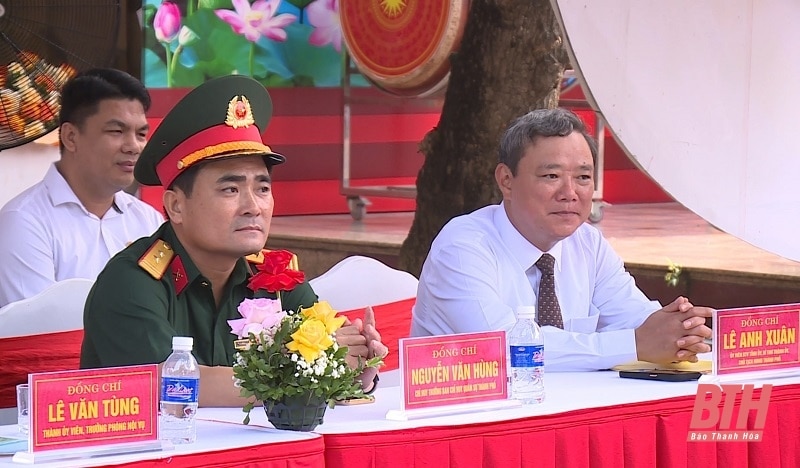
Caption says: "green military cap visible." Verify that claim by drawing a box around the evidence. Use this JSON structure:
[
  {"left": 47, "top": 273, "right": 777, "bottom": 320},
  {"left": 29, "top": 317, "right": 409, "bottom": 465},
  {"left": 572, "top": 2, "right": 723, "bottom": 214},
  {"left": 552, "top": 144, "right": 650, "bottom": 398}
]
[{"left": 135, "top": 75, "right": 285, "bottom": 188}]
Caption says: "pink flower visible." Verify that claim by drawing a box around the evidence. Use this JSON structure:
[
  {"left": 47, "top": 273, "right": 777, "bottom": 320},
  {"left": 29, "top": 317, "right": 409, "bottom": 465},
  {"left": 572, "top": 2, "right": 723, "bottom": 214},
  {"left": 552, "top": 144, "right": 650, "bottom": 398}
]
[
  {"left": 307, "top": 0, "right": 342, "bottom": 52},
  {"left": 154, "top": 2, "right": 181, "bottom": 44},
  {"left": 215, "top": 0, "right": 296, "bottom": 43},
  {"left": 228, "top": 298, "right": 286, "bottom": 339}
]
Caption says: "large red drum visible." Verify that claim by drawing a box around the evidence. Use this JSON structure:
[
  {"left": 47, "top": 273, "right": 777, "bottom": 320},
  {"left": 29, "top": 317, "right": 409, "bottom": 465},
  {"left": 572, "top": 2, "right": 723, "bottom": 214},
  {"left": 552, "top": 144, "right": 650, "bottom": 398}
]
[{"left": 340, "top": 0, "right": 469, "bottom": 97}]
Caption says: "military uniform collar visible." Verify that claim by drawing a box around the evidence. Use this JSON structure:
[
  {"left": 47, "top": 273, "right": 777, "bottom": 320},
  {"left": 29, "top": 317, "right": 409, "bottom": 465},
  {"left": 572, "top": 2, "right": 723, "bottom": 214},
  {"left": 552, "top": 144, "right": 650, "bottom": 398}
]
[{"left": 159, "top": 223, "right": 251, "bottom": 295}]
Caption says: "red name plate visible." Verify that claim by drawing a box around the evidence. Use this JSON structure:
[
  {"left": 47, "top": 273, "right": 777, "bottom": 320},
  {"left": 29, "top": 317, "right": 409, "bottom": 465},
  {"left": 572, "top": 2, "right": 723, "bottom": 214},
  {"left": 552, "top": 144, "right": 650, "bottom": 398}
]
[
  {"left": 30, "top": 365, "right": 158, "bottom": 452},
  {"left": 399, "top": 331, "right": 507, "bottom": 410},
  {"left": 716, "top": 304, "right": 800, "bottom": 375}
]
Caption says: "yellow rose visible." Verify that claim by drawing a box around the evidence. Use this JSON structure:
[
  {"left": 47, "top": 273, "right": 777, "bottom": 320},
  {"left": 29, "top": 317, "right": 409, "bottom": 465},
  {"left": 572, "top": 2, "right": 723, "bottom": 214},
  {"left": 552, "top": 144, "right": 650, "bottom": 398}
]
[
  {"left": 287, "top": 318, "right": 334, "bottom": 363},
  {"left": 300, "top": 301, "right": 346, "bottom": 334}
]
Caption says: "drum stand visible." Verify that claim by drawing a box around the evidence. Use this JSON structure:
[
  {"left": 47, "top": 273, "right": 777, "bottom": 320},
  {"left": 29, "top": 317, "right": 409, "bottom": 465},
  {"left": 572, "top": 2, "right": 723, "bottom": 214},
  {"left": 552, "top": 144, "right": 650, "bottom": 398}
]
[
  {"left": 341, "top": 62, "right": 606, "bottom": 223},
  {"left": 340, "top": 51, "right": 442, "bottom": 220}
]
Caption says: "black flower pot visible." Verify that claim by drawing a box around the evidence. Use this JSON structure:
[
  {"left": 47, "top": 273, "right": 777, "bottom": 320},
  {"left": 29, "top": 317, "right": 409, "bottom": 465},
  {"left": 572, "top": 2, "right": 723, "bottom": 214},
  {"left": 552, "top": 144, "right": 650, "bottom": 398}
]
[{"left": 264, "top": 394, "right": 328, "bottom": 431}]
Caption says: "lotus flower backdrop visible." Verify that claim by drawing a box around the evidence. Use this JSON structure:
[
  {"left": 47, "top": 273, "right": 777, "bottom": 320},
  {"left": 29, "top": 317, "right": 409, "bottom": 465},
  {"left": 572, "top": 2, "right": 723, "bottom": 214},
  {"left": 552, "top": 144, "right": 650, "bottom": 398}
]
[{"left": 142, "top": 0, "right": 363, "bottom": 88}]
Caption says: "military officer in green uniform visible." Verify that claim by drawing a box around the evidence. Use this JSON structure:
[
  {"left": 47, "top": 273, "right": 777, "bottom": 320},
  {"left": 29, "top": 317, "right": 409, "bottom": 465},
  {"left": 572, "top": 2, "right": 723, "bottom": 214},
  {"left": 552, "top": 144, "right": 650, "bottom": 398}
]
[{"left": 80, "top": 75, "right": 386, "bottom": 406}]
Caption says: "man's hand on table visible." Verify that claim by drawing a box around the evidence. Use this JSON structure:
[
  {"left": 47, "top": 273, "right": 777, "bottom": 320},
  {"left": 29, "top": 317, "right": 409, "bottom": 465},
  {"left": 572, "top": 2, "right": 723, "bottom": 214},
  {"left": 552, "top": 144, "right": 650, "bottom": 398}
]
[
  {"left": 337, "top": 306, "right": 388, "bottom": 392},
  {"left": 635, "top": 296, "right": 713, "bottom": 364}
]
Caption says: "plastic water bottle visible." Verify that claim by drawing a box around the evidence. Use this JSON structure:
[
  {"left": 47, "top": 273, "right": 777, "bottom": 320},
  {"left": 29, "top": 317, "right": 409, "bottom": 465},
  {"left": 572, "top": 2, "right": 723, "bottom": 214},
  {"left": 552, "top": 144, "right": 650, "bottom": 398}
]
[
  {"left": 507, "top": 305, "right": 545, "bottom": 404},
  {"left": 160, "top": 336, "right": 199, "bottom": 444}
]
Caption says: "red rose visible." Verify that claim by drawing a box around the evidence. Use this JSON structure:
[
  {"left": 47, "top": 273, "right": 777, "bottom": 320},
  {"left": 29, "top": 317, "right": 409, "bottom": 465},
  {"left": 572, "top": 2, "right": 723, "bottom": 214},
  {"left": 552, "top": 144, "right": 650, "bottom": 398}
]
[
  {"left": 248, "top": 250, "right": 305, "bottom": 293},
  {"left": 259, "top": 250, "right": 295, "bottom": 275}
]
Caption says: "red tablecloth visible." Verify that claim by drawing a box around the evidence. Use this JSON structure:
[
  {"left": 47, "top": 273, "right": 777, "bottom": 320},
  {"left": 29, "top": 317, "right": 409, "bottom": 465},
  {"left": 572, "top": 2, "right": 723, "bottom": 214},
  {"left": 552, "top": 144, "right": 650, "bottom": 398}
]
[
  {"left": 322, "top": 383, "right": 800, "bottom": 468},
  {"left": 0, "top": 330, "right": 83, "bottom": 408},
  {"left": 340, "top": 298, "right": 415, "bottom": 372},
  {"left": 0, "top": 296, "right": 414, "bottom": 409},
  {"left": 114, "top": 438, "right": 325, "bottom": 468}
]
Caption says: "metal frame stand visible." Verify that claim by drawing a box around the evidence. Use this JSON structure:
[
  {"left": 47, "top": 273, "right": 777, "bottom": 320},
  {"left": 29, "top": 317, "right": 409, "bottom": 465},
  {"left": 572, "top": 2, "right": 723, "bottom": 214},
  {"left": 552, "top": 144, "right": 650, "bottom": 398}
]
[
  {"left": 341, "top": 52, "right": 427, "bottom": 220},
  {"left": 341, "top": 63, "right": 606, "bottom": 222}
]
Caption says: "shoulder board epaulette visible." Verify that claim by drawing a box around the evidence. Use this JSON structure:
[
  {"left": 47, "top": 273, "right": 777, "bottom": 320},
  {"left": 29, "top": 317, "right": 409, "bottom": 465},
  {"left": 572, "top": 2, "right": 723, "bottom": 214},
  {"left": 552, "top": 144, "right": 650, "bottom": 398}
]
[
  {"left": 245, "top": 249, "right": 299, "bottom": 270},
  {"left": 138, "top": 239, "right": 174, "bottom": 280}
]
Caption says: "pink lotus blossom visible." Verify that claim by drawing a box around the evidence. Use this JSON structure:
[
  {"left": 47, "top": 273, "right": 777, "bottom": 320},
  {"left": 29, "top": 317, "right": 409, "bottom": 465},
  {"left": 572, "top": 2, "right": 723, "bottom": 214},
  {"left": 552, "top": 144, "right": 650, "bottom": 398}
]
[
  {"left": 215, "top": 0, "right": 296, "bottom": 43},
  {"left": 307, "top": 0, "right": 342, "bottom": 52},
  {"left": 154, "top": 2, "right": 181, "bottom": 44},
  {"left": 228, "top": 298, "right": 286, "bottom": 339}
]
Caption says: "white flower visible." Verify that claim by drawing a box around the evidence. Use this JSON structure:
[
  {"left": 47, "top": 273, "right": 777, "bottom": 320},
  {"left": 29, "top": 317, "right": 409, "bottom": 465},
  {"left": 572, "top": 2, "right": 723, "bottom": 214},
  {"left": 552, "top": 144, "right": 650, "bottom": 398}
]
[{"left": 178, "top": 26, "right": 199, "bottom": 47}]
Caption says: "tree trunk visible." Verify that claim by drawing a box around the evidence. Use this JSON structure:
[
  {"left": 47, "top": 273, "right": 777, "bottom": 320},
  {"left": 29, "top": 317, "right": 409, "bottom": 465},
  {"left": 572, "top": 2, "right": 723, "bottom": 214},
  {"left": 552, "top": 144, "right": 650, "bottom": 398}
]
[{"left": 398, "top": 0, "right": 568, "bottom": 277}]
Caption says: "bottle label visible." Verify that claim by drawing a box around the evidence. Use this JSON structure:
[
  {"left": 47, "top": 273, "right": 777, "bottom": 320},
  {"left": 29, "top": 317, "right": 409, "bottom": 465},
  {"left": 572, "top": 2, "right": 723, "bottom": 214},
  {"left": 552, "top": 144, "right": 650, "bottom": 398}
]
[
  {"left": 509, "top": 344, "right": 544, "bottom": 368},
  {"left": 161, "top": 377, "right": 199, "bottom": 403}
]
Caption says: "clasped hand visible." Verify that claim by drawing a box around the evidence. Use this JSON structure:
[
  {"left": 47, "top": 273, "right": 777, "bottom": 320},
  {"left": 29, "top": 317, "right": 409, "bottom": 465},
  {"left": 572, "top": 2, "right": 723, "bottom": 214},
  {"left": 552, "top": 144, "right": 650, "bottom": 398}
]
[
  {"left": 335, "top": 306, "right": 388, "bottom": 391},
  {"left": 635, "top": 296, "right": 713, "bottom": 364}
]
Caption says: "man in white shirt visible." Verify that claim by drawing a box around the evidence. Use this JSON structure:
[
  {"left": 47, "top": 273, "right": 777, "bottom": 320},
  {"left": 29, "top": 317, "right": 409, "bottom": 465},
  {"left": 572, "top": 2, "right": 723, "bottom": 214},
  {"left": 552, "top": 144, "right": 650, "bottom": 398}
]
[
  {"left": 0, "top": 69, "right": 164, "bottom": 307},
  {"left": 411, "top": 108, "right": 712, "bottom": 371}
]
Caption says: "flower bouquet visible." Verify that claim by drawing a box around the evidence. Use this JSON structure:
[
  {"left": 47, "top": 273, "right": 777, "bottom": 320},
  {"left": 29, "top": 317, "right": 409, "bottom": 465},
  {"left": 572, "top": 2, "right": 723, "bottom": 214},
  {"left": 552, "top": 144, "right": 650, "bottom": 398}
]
[{"left": 229, "top": 250, "right": 381, "bottom": 430}]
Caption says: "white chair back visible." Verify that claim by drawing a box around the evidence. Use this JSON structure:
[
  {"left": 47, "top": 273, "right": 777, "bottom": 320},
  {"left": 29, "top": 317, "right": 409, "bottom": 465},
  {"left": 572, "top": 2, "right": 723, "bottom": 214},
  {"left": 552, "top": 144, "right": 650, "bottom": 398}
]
[
  {"left": 0, "top": 278, "right": 94, "bottom": 338},
  {"left": 309, "top": 256, "right": 418, "bottom": 311}
]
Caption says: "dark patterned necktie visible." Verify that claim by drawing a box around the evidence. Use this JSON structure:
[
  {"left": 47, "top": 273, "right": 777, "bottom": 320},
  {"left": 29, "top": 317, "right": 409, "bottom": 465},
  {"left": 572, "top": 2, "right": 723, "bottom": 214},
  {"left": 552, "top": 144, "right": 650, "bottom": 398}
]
[{"left": 535, "top": 254, "right": 564, "bottom": 329}]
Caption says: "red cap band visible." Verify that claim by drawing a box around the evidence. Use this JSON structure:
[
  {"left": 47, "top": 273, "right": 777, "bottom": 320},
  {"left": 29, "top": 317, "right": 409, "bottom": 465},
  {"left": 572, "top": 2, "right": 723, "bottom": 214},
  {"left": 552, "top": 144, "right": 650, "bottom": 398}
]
[{"left": 156, "top": 124, "right": 266, "bottom": 188}]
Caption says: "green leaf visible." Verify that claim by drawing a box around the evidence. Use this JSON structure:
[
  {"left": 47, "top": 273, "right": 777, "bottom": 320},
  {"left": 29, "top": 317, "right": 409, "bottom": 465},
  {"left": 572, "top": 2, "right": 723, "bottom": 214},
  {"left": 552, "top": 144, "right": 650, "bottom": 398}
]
[
  {"left": 286, "top": 0, "right": 314, "bottom": 9},
  {"left": 198, "top": 0, "right": 234, "bottom": 9},
  {"left": 279, "top": 23, "right": 344, "bottom": 86},
  {"left": 168, "top": 65, "right": 207, "bottom": 88},
  {"left": 253, "top": 39, "right": 293, "bottom": 80},
  {"left": 178, "top": 48, "right": 199, "bottom": 68},
  {"left": 366, "top": 356, "right": 384, "bottom": 367},
  {"left": 142, "top": 49, "right": 167, "bottom": 88},
  {"left": 142, "top": 4, "right": 157, "bottom": 28},
  {"left": 181, "top": 10, "right": 250, "bottom": 76}
]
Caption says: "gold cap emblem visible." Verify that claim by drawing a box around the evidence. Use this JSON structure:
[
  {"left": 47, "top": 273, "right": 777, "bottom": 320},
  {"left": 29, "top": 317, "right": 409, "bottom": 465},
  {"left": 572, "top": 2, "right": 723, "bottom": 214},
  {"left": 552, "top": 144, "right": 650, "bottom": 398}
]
[{"left": 225, "top": 95, "right": 255, "bottom": 129}]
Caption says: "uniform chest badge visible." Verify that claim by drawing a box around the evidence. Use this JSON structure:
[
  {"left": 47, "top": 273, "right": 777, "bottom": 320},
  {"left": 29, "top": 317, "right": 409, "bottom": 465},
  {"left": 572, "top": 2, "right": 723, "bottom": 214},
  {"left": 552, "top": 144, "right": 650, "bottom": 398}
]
[
  {"left": 170, "top": 255, "right": 190, "bottom": 295},
  {"left": 225, "top": 95, "right": 255, "bottom": 129}
]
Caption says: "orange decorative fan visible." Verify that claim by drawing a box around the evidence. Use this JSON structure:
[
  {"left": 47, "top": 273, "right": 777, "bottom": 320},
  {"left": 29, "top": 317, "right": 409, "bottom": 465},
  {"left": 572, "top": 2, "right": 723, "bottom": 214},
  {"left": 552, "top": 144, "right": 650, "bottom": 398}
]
[{"left": 0, "top": 1, "right": 120, "bottom": 150}]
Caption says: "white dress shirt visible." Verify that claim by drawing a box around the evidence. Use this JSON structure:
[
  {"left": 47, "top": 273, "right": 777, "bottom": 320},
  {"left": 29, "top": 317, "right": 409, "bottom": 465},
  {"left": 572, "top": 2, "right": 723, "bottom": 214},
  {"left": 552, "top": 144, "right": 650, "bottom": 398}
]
[
  {"left": 411, "top": 203, "right": 661, "bottom": 371},
  {"left": 0, "top": 164, "right": 164, "bottom": 307}
]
